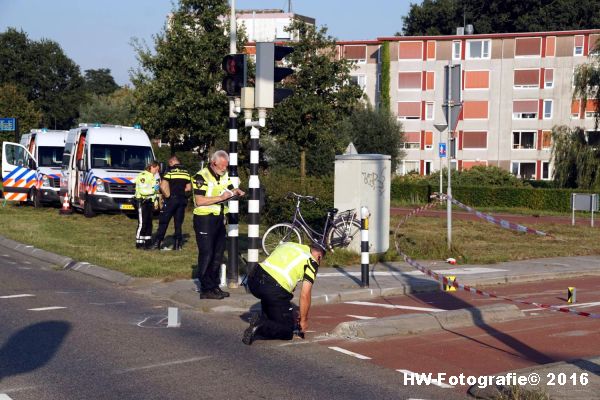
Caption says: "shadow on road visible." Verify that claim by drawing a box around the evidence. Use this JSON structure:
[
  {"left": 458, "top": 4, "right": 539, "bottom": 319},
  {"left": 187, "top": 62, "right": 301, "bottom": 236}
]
[{"left": 0, "top": 320, "right": 71, "bottom": 382}]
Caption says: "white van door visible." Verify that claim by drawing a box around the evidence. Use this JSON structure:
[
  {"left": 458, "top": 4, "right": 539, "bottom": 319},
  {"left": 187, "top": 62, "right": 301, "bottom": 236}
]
[{"left": 2, "top": 142, "right": 37, "bottom": 202}]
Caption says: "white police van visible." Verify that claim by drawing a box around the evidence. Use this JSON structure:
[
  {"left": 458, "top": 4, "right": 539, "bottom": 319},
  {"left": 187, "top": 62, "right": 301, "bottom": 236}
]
[
  {"left": 60, "top": 123, "right": 155, "bottom": 217},
  {"left": 1, "top": 129, "right": 68, "bottom": 206}
]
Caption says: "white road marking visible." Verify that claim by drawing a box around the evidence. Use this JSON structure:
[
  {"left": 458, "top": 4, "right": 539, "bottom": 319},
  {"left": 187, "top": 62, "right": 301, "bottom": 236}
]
[
  {"left": 18, "top": 267, "right": 32, "bottom": 270},
  {"left": 397, "top": 369, "right": 454, "bottom": 388},
  {"left": 27, "top": 306, "right": 67, "bottom": 311},
  {"left": 328, "top": 346, "right": 371, "bottom": 360},
  {"left": 117, "top": 356, "right": 212, "bottom": 373},
  {"left": 318, "top": 267, "right": 507, "bottom": 278},
  {"left": 522, "top": 301, "right": 600, "bottom": 312},
  {"left": 0, "top": 394, "right": 15, "bottom": 400},
  {"left": 347, "top": 314, "right": 376, "bottom": 320},
  {"left": 2, "top": 254, "right": 10, "bottom": 257},
  {"left": 0, "top": 294, "right": 35, "bottom": 299},
  {"left": 345, "top": 301, "right": 444, "bottom": 313},
  {"left": 23, "top": 261, "right": 31, "bottom": 264}
]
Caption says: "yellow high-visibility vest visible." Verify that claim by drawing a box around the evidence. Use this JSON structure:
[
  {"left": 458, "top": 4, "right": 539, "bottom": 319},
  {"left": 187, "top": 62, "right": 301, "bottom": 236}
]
[
  {"left": 192, "top": 167, "right": 232, "bottom": 216},
  {"left": 260, "top": 242, "right": 317, "bottom": 293}
]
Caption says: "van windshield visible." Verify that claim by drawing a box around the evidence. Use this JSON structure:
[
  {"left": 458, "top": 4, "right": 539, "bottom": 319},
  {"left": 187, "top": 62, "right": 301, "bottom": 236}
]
[
  {"left": 90, "top": 145, "right": 154, "bottom": 171},
  {"left": 38, "top": 146, "right": 64, "bottom": 167}
]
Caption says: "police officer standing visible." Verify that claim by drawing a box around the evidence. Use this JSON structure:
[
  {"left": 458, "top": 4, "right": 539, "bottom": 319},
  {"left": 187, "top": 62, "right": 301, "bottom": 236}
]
[
  {"left": 134, "top": 161, "right": 160, "bottom": 249},
  {"left": 242, "top": 241, "right": 325, "bottom": 345},
  {"left": 192, "top": 150, "right": 245, "bottom": 299},
  {"left": 152, "top": 156, "right": 191, "bottom": 250}
]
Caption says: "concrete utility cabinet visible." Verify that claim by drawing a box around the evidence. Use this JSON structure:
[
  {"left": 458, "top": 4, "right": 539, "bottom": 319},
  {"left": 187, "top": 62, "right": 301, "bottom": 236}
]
[{"left": 334, "top": 154, "right": 391, "bottom": 253}]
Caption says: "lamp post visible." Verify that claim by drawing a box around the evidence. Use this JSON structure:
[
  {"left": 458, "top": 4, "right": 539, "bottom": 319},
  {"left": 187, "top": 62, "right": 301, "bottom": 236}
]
[{"left": 434, "top": 123, "right": 448, "bottom": 195}]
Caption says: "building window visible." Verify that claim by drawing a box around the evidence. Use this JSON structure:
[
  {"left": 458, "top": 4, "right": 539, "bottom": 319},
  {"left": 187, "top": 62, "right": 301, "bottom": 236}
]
[
  {"left": 427, "top": 41, "right": 436, "bottom": 59},
  {"left": 425, "top": 102, "right": 435, "bottom": 120},
  {"left": 344, "top": 45, "right": 367, "bottom": 63},
  {"left": 574, "top": 35, "right": 584, "bottom": 56},
  {"left": 515, "top": 37, "right": 542, "bottom": 57},
  {"left": 511, "top": 161, "right": 536, "bottom": 179},
  {"left": 513, "top": 69, "right": 540, "bottom": 88},
  {"left": 349, "top": 74, "right": 366, "bottom": 92},
  {"left": 543, "top": 100, "right": 553, "bottom": 119},
  {"left": 398, "top": 42, "right": 423, "bottom": 60},
  {"left": 466, "top": 39, "right": 491, "bottom": 59},
  {"left": 585, "top": 100, "right": 599, "bottom": 119},
  {"left": 513, "top": 131, "right": 537, "bottom": 149},
  {"left": 452, "top": 41, "right": 461, "bottom": 60},
  {"left": 426, "top": 71, "right": 435, "bottom": 90},
  {"left": 590, "top": 34, "right": 600, "bottom": 55},
  {"left": 397, "top": 102, "right": 421, "bottom": 120},
  {"left": 398, "top": 72, "right": 421, "bottom": 90},
  {"left": 400, "top": 160, "right": 419, "bottom": 175},
  {"left": 463, "top": 101, "right": 489, "bottom": 119},
  {"left": 424, "top": 131, "right": 433, "bottom": 149},
  {"left": 424, "top": 160, "right": 432, "bottom": 175},
  {"left": 586, "top": 130, "right": 600, "bottom": 146},
  {"left": 462, "top": 131, "right": 488, "bottom": 149},
  {"left": 545, "top": 36, "right": 556, "bottom": 57},
  {"left": 542, "top": 130, "right": 552, "bottom": 149},
  {"left": 542, "top": 161, "right": 551, "bottom": 180},
  {"left": 571, "top": 100, "right": 581, "bottom": 119},
  {"left": 464, "top": 70, "right": 490, "bottom": 89},
  {"left": 404, "top": 132, "right": 420, "bottom": 149},
  {"left": 544, "top": 69, "right": 554, "bottom": 88},
  {"left": 512, "top": 100, "right": 538, "bottom": 119}
]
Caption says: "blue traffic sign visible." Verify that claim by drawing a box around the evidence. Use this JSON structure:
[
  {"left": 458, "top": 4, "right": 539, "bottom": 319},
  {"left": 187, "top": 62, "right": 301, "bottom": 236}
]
[
  {"left": 439, "top": 142, "right": 447, "bottom": 158},
  {"left": 0, "top": 118, "right": 16, "bottom": 131}
]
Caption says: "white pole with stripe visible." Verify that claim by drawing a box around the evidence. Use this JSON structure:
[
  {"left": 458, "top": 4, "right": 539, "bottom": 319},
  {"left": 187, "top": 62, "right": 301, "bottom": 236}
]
[
  {"left": 247, "top": 125, "right": 261, "bottom": 273},
  {"left": 360, "top": 206, "right": 370, "bottom": 288}
]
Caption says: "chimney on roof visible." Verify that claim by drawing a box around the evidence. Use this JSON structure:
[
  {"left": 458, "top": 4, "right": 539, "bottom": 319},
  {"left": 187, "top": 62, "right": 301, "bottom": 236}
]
[
  {"left": 456, "top": 27, "right": 465, "bottom": 35},
  {"left": 465, "top": 24, "right": 474, "bottom": 35}
]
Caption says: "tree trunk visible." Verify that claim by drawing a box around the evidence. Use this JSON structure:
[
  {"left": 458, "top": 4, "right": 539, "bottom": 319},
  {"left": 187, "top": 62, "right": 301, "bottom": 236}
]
[{"left": 300, "top": 147, "right": 306, "bottom": 183}]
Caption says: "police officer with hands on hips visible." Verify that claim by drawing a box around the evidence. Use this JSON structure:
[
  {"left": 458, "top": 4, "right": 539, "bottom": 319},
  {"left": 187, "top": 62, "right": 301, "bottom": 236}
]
[
  {"left": 242, "top": 241, "right": 326, "bottom": 345},
  {"left": 192, "top": 150, "right": 245, "bottom": 300},
  {"left": 152, "top": 156, "right": 192, "bottom": 250},
  {"left": 134, "top": 160, "right": 160, "bottom": 249}
]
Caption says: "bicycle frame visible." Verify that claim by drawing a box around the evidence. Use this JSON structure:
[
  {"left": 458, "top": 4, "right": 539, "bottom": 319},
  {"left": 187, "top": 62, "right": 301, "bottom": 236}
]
[{"left": 288, "top": 197, "right": 335, "bottom": 245}]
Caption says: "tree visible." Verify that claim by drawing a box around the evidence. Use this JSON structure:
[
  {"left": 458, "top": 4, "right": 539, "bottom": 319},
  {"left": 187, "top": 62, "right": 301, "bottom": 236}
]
[
  {"left": 0, "top": 83, "right": 42, "bottom": 153},
  {"left": 573, "top": 41, "right": 600, "bottom": 129},
  {"left": 78, "top": 87, "right": 137, "bottom": 126},
  {"left": 379, "top": 42, "right": 391, "bottom": 113},
  {"left": 400, "top": 0, "right": 600, "bottom": 36},
  {"left": 339, "top": 105, "right": 404, "bottom": 172},
  {"left": 0, "top": 28, "right": 85, "bottom": 129},
  {"left": 268, "top": 21, "right": 364, "bottom": 178},
  {"left": 132, "top": 0, "right": 241, "bottom": 156},
  {"left": 551, "top": 126, "right": 600, "bottom": 190},
  {"left": 83, "top": 68, "right": 119, "bottom": 96}
]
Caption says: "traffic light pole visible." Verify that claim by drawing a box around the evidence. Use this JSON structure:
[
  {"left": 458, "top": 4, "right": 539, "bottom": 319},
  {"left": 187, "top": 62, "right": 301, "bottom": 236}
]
[
  {"left": 446, "top": 60, "right": 453, "bottom": 251},
  {"left": 227, "top": 0, "right": 240, "bottom": 287}
]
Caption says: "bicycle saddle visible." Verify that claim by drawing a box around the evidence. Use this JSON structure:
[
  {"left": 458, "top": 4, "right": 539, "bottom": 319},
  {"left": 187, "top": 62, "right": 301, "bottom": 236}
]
[{"left": 328, "top": 208, "right": 339, "bottom": 214}]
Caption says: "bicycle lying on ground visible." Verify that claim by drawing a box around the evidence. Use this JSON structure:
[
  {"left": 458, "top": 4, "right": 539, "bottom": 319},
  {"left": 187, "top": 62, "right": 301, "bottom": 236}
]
[{"left": 261, "top": 192, "right": 361, "bottom": 255}]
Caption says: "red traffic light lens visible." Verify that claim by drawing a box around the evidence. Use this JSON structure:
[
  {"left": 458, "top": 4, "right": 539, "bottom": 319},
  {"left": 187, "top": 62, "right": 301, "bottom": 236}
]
[{"left": 225, "top": 58, "right": 237, "bottom": 74}]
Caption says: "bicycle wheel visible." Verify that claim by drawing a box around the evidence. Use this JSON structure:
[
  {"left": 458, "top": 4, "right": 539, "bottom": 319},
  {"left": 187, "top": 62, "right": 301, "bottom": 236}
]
[
  {"left": 326, "top": 218, "right": 361, "bottom": 250},
  {"left": 262, "top": 223, "right": 302, "bottom": 256}
]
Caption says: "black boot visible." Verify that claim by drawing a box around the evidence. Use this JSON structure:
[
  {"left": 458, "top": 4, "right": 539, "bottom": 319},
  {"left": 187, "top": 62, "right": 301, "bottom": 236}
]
[
  {"left": 144, "top": 239, "right": 153, "bottom": 250},
  {"left": 174, "top": 238, "right": 183, "bottom": 251},
  {"left": 151, "top": 239, "right": 162, "bottom": 250}
]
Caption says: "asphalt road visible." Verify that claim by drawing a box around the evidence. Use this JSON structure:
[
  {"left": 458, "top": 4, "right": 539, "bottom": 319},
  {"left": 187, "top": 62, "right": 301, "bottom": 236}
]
[{"left": 0, "top": 245, "right": 466, "bottom": 400}]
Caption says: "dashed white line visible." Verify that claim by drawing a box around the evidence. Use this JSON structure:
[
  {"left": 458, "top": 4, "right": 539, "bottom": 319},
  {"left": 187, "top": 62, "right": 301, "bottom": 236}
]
[
  {"left": 346, "top": 314, "right": 376, "bottom": 320},
  {"left": 0, "top": 294, "right": 35, "bottom": 299},
  {"left": 397, "top": 369, "right": 454, "bottom": 388},
  {"left": 28, "top": 306, "right": 67, "bottom": 311},
  {"left": 345, "top": 301, "right": 444, "bottom": 313},
  {"left": 116, "top": 356, "right": 212, "bottom": 373},
  {"left": 328, "top": 346, "right": 371, "bottom": 360},
  {"left": 522, "top": 301, "right": 600, "bottom": 312}
]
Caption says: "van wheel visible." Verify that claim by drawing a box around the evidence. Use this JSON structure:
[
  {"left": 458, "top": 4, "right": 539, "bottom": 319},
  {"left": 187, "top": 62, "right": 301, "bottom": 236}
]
[
  {"left": 83, "top": 199, "right": 96, "bottom": 218},
  {"left": 31, "top": 189, "right": 42, "bottom": 208}
]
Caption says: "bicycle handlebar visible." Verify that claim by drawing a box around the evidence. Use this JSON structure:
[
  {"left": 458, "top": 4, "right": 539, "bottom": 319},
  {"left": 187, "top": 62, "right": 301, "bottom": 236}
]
[{"left": 285, "top": 191, "right": 318, "bottom": 203}]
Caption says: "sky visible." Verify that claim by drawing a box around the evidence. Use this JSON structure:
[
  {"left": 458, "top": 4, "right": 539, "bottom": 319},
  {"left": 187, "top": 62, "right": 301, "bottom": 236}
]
[{"left": 0, "top": 0, "right": 412, "bottom": 86}]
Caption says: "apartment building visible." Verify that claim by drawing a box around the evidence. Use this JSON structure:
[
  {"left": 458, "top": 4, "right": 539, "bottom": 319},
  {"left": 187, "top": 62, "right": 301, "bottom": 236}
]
[{"left": 338, "top": 29, "right": 600, "bottom": 179}]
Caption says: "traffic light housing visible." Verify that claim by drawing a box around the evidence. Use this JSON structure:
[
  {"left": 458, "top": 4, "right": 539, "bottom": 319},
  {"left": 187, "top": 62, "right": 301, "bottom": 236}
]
[
  {"left": 255, "top": 42, "right": 294, "bottom": 108},
  {"left": 222, "top": 54, "right": 247, "bottom": 97}
]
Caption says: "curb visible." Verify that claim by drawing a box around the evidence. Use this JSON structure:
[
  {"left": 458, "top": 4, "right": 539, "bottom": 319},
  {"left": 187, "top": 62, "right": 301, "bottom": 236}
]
[
  {"left": 0, "top": 235, "right": 133, "bottom": 286},
  {"left": 332, "top": 303, "right": 524, "bottom": 339}
]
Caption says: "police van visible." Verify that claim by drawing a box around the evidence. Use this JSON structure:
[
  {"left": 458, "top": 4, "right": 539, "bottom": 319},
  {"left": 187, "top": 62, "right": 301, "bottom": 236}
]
[
  {"left": 60, "top": 123, "right": 156, "bottom": 217},
  {"left": 1, "top": 129, "right": 68, "bottom": 206}
]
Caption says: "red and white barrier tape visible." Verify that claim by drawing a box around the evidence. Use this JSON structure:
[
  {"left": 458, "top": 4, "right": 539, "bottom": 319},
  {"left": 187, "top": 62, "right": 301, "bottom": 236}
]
[{"left": 394, "top": 199, "right": 600, "bottom": 319}]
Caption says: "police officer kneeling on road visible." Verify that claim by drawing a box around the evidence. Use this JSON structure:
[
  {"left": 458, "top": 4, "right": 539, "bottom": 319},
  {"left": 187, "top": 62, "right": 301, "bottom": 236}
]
[
  {"left": 134, "top": 161, "right": 160, "bottom": 249},
  {"left": 242, "top": 241, "right": 326, "bottom": 345},
  {"left": 152, "top": 156, "right": 192, "bottom": 251}
]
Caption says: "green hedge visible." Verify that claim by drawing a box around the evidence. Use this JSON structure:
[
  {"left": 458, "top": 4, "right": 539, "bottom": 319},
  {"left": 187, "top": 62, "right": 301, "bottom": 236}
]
[{"left": 393, "top": 182, "right": 594, "bottom": 212}]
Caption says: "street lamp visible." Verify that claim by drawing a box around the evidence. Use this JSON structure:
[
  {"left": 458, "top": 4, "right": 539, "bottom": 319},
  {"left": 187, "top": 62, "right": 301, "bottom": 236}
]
[{"left": 434, "top": 123, "right": 447, "bottom": 195}]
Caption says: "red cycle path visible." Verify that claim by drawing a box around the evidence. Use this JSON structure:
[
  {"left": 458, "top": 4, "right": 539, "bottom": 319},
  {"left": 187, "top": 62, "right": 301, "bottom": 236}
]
[{"left": 307, "top": 276, "right": 600, "bottom": 391}]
